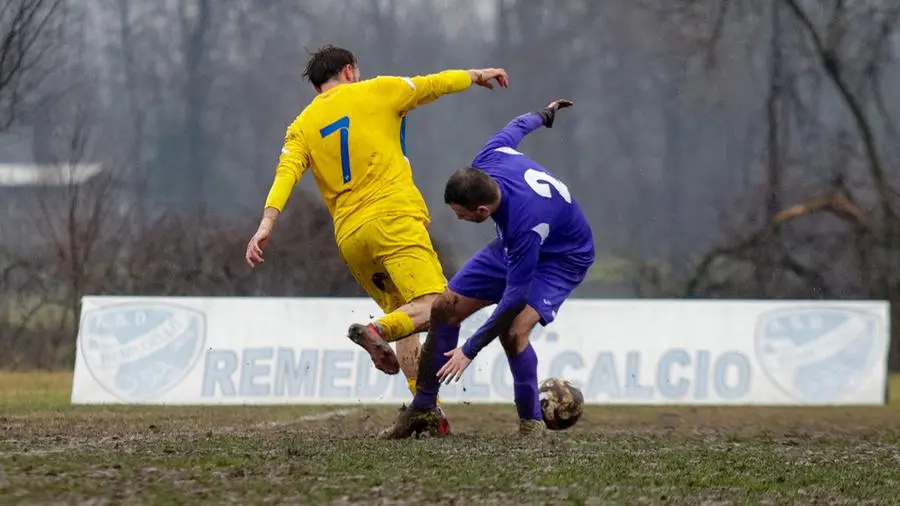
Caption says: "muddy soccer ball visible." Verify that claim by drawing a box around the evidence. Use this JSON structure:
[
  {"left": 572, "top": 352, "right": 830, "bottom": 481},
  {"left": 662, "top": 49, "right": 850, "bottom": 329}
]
[{"left": 539, "top": 377, "right": 584, "bottom": 430}]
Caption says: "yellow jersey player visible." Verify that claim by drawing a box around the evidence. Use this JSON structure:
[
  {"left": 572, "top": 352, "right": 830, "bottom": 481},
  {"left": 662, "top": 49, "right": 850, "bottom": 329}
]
[{"left": 244, "top": 45, "right": 509, "bottom": 426}]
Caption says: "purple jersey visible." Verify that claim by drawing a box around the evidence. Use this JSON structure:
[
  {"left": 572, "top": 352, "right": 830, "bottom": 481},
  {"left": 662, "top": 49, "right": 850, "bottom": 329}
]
[
  {"left": 454, "top": 112, "right": 595, "bottom": 359},
  {"left": 472, "top": 112, "right": 595, "bottom": 269}
]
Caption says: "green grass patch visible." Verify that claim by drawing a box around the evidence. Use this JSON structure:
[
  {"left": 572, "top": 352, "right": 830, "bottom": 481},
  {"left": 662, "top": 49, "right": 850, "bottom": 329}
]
[{"left": 1, "top": 372, "right": 899, "bottom": 504}]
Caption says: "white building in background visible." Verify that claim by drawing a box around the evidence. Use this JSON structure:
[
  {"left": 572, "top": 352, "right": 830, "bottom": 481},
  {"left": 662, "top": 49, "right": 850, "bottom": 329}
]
[
  {"left": 0, "top": 130, "right": 107, "bottom": 245},
  {"left": 0, "top": 162, "right": 103, "bottom": 188},
  {"left": 0, "top": 130, "right": 103, "bottom": 186}
]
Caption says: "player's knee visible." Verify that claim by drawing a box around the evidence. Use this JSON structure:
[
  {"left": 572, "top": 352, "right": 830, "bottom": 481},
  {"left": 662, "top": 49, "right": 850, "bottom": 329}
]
[
  {"left": 499, "top": 333, "right": 517, "bottom": 356},
  {"left": 430, "top": 292, "right": 465, "bottom": 326},
  {"left": 503, "top": 312, "right": 538, "bottom": 356},
  {"left": 411, "top": 292, "right": 440, "bottom": 305},
  {"left": 501, "top": 327, "right": 531, "bottom": 356}
]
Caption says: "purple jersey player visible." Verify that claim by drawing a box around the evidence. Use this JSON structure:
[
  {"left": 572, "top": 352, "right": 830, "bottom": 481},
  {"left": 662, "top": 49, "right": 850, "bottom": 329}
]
[{"left": 380, "top": 99, "right": 595, "bottom": 439}]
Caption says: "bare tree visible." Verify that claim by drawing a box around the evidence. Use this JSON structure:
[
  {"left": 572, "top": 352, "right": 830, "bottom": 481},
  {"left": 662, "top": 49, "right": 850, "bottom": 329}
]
[
  {"left": 0, "top": 0, "right": 64, "bottom": 130},
  {"left": 3, "top": 0, "right": 897, "bottom": 369},
  {"left": 659, "top": 0, "right": 900, "bottom": 364}
]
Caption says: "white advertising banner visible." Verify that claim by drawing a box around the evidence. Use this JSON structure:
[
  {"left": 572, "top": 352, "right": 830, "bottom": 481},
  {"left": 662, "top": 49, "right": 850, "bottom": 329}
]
[{"left": 71, "top": 296, "right": 891, "bottom": 405}]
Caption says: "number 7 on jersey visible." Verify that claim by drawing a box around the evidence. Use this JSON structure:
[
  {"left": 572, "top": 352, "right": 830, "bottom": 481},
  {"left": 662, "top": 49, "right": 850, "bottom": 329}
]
[{"left": 320, "top": 116, "right": 352, "bottom": 184}]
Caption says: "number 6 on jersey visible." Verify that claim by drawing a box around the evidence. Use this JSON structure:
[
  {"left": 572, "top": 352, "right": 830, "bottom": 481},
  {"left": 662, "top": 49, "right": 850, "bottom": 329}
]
[{"left": 320, "top": 116, "right": 352, "bottom": 183}]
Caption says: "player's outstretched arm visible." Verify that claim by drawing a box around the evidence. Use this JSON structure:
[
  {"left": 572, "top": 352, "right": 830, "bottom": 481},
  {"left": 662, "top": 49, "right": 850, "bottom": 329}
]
[
  {"left": 474, "top": 99, "right": 574, "bottom": 158},
  {"left": 245, "top": 127, "right": 310, "bottom": 268},
  {"left": 378, "top": 68, "right": 509, "bottom": 113}
]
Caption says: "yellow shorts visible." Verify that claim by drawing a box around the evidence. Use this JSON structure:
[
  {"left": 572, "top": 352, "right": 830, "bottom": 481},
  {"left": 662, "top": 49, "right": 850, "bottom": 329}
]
[{"left": 338, "top": 215, "right": 447, "bottom": 313}]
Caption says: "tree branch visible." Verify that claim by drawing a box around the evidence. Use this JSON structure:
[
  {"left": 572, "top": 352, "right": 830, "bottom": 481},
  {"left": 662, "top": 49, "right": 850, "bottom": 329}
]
[
  {"left": 687, "top": 189, "right": 871, "bottom": 296},
  {"left": 782, "top": 0, "right": 897, "bottom": 224}
]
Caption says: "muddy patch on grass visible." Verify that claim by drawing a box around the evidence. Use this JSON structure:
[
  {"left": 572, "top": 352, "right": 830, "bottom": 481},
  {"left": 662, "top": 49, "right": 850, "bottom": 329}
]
[{"left": 2, "top": 404, "right": 900, "bottom": 504}]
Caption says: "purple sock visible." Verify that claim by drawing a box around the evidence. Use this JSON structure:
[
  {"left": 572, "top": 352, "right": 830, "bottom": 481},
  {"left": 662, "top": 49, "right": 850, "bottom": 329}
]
[
  {"left": 507, "top": 344, "right": 542, "bottom": 421},
  {"left": 410, "top": 322, "right": 460, "bottom": 410}
]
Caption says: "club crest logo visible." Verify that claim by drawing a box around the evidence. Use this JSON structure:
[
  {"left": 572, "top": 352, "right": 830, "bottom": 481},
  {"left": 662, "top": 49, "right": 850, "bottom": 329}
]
[
  {"left": 755, "top": 308, "right": 884, "bottom": 403},
  {"left": 79, "top": 303, "right": 206, "bottom": 402}
]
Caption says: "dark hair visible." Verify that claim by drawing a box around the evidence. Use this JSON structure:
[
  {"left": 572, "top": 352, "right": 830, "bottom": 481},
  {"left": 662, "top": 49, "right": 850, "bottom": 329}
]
[
  {"left": 444, "top": 167, "right": 499, "bottom": 210},
  {"left": 303, "top": 45, "right": 357, "bottom": 89}
]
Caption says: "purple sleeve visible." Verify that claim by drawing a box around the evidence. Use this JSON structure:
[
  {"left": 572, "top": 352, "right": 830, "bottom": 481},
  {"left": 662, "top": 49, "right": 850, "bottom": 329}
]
[
  {"left": 461, "top": 231, "right": 541, "bottom": 359},
  {"left": 472, "top": 112, "right": 545, "bottom": 163}
]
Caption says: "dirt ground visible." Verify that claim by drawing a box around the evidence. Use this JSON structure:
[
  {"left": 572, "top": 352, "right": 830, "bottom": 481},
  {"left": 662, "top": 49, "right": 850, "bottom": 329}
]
[{"left": 1, "top": 372, "right": 899, "bottom": 505}]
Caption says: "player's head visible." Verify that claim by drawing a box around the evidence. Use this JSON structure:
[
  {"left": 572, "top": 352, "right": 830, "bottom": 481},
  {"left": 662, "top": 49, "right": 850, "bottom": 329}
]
[
  {"left": 444, "top": 167, "right": 500, "bottom": 223},
  {"left": 303, "top": 45, "right": 360, "bottom": 92}
]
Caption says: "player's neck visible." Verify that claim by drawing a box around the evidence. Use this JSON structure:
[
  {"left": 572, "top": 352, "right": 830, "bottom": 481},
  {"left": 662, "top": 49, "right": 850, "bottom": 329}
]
[
  {"left": 318, "top": 79, "right": 346, "bottom": 94},
  {"left": 488, "top": 187, "right": 502, "bottom": 214}
]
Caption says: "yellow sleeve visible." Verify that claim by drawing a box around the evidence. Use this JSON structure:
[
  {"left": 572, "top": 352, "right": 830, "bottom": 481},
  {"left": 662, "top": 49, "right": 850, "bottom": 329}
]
[
  {"left": 264, "top": 126, "right": 310, "bottom": 211},
  {"left": 374, "top": 70, "right": 473, "bottom": 112}
]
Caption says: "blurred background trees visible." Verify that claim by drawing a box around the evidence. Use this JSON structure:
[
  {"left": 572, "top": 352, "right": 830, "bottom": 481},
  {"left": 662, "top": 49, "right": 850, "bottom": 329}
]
[{"left": 1, "top": 0, "right": 898, "bottom": 368}]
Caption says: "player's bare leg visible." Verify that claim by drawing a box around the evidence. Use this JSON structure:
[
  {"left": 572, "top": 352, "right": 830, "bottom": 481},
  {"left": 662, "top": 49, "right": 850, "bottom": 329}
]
[
  {"left": 348, "top": 293, "right": 447, "bottom": 433},
  {"left": 387, "top": 293, "right": 439, "bottom": 336},
  {"left": 386, "top": 293, "right": 437, "bottom": 393},
  {"left": 389, "top": 295, "right": 453, "bottom": 435},
  {"left": 395, "top": 335, "right": 421, "bottom": 383},
  {"left": 501, "top": 306, "right": 546, "bottom": 438},
  {"left": 379, "top": 290, "right": 490, "bottom": 439},
  {"left": 347, "top": 292, "right": 437, "bottom": 376}
]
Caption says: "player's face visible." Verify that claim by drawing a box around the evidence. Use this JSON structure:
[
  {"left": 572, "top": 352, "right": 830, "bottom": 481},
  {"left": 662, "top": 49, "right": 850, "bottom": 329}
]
[{"left": 449, "top": 204, "right": 491, "bottom": 223}]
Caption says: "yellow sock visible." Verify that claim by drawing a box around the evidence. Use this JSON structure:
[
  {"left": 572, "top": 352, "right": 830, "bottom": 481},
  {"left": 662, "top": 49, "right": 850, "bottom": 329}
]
[
  {"left": 407, "top": 377, "right": 441, "bottom": 406},
  {"left": 376, "top": 311, "right": 416, "bottom": 343}
]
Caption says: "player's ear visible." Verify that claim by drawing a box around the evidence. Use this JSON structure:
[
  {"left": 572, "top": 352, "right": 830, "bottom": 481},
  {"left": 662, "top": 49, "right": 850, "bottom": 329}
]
[{"left": 341, "top": 64, "right": 356, "bottom": 82}]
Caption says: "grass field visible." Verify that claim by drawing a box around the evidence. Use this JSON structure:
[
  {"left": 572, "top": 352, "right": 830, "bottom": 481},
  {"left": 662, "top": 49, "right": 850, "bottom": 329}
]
[{"left": 2, "top": 373, "right": 900, "bottom": 505}]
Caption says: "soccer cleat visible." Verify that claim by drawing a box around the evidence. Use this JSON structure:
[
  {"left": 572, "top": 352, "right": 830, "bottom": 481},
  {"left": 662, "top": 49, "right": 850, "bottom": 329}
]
[
  {"left": 435, "top": 406, "right": 452, "bottom": 436},
  {"left": 348, "top": 323, "right": 400, "bottom": 375},
  {"left": 518, "top": 419, "right": 547, "bottom": 438},
  {"left": 377, "top": 405, "right": 449, "bottom": 440}
]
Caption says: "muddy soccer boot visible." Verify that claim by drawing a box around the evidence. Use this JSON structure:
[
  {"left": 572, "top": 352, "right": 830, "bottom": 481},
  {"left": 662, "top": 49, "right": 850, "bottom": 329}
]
[
  {"left": 378, "top": 405, "right": 448, "bottom": 439},
  {"left": 435, "top": 406, "right": 452, "bottom": 436},
  {"left": 518, "top": 419, "right": 547, "bottom": 438},
  {"left": 348, "top": 323, "right": 400, "bottom": 375}
]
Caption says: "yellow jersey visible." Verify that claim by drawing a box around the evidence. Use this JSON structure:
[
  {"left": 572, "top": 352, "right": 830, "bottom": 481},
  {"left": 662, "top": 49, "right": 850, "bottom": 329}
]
[{"left": 264, "top": 70, "right": 473, "bottom": 245}]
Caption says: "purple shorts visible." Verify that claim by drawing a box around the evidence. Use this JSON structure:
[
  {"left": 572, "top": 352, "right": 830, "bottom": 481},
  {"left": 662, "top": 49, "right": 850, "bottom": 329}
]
[{"left": 448, "top": 240, "right": 591, "bottom": 326}]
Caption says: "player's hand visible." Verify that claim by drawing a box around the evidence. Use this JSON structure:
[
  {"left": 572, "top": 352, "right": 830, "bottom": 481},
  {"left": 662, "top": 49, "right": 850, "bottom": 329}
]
[
  {"left": 546, "top": 99, "right": 574, "bottom": 111},
  {"left": 245, "top": 228, "right": 270, "bottom": 267},
  {"left": 437, "top": 347, "right": 472, "bottom": 384},
  {"left": 538, "top": 99, "right": 573, "bottom": 128},
  {"left": 470, "top": 68, "right": 509, "bottom": 90}
]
